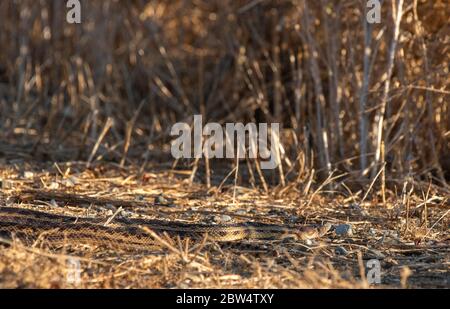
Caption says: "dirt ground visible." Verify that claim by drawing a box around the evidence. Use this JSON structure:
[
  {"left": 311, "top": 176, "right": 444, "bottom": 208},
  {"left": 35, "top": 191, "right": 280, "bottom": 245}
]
[{"left": 0, "top": 161, "right": 448, "bottom": 288}]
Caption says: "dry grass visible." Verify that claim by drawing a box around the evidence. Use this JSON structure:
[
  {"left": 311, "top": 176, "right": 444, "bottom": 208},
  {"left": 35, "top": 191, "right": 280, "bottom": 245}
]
[
  {"left": 0, "top": 162, "right": 448, "bottom": 288},
  {"left": 0, "top": 1, "right": 448, "bottom": 288}
]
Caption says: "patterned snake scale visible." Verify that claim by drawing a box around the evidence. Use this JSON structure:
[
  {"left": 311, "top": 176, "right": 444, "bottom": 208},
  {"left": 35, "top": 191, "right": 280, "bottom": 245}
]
[{"left": 0, "top": 207, "right": 332, "bottom": 250}]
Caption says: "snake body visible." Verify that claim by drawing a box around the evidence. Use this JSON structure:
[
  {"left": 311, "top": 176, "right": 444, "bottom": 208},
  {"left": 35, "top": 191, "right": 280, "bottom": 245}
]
[{"left": 0, "top": 207, "right": 331, "bottom": 250}]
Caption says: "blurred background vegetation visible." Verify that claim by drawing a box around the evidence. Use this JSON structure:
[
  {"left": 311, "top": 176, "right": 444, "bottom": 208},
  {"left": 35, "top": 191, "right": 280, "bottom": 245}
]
[{"left": 0, "top": 0, "right": 448, "bottom": 189}]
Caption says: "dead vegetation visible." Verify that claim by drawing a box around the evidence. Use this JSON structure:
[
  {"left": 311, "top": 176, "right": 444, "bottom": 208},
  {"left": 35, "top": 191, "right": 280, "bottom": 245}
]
[
  {"left": 0, "top": 1, "right": 448, "bottom": 288},
  {"left": 0, "top": 163, "right": 448, "bottom": 288}
]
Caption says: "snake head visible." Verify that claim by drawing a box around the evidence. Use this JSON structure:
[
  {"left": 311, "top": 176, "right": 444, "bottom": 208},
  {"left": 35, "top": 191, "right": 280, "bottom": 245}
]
[
  {"left": 321, "top": 222, "right": 334, "bottom": 236},
  {"left": 297, "top": 222, "right": 333, "bottom": 240}
]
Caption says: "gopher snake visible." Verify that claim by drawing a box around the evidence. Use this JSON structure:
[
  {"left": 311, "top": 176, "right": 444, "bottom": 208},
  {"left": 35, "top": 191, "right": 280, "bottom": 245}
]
[{"left": 0, "top": 207, "right": 332, "bottom": 251}]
